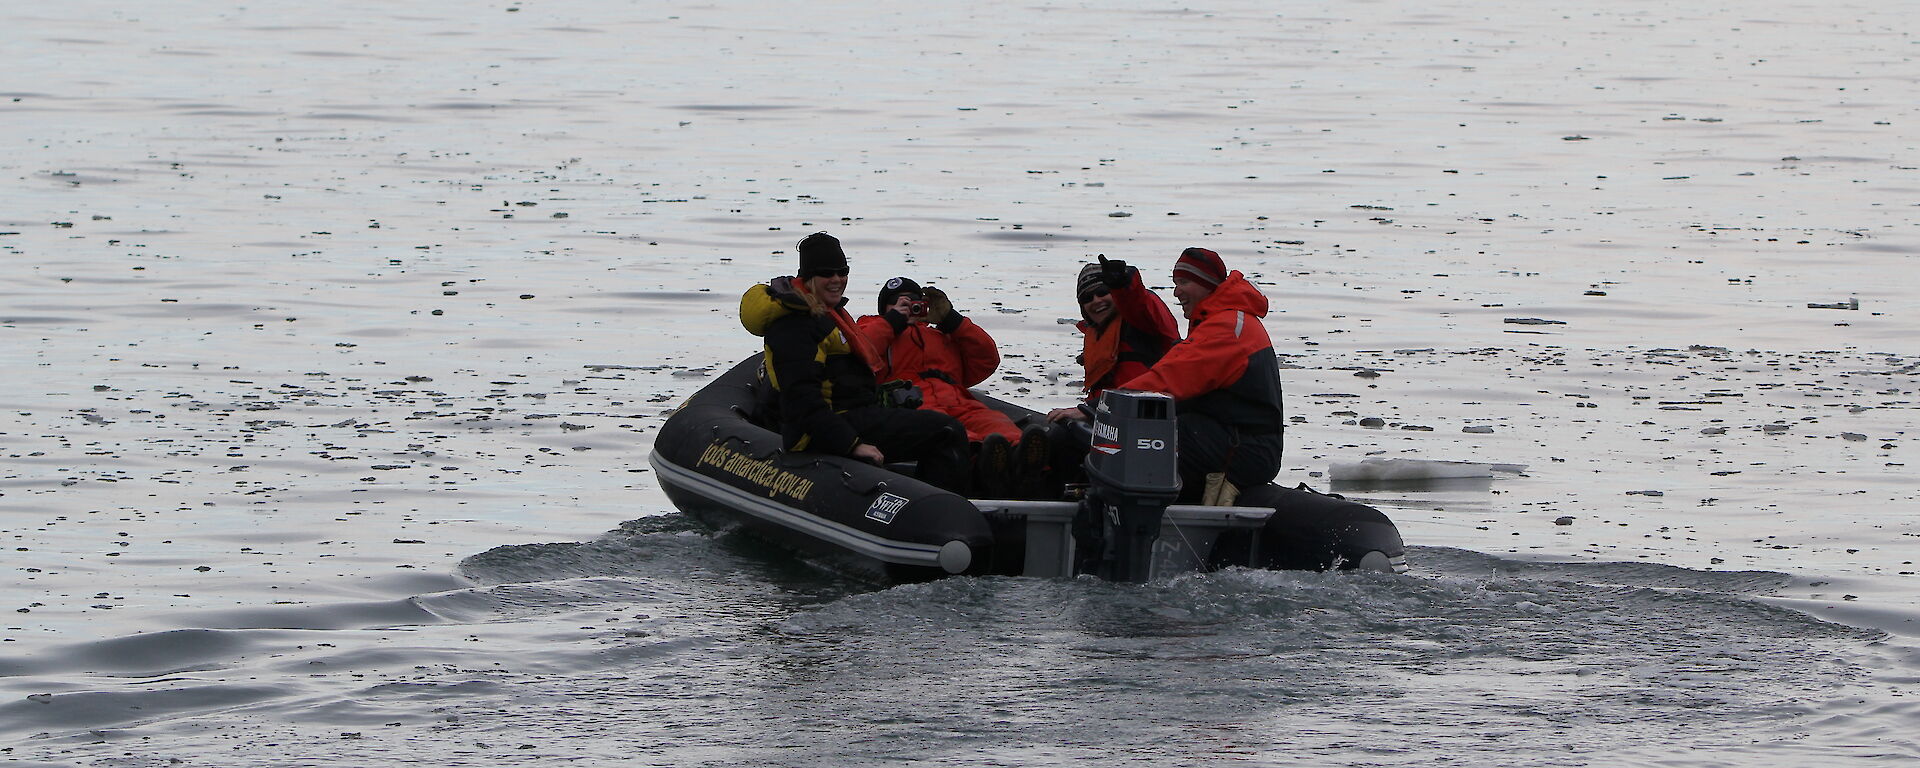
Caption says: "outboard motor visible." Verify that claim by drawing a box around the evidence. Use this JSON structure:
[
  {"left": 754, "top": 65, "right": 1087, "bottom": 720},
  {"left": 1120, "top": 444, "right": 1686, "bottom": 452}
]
[{"left": 1073, "top": 389, "right": 1181, "bottom": 582}]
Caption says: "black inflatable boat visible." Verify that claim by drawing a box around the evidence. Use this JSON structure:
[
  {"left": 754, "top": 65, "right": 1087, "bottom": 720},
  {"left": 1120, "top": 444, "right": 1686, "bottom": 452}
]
[{"left": 649, "top": 356, "right": 1407, "bottom": 583}]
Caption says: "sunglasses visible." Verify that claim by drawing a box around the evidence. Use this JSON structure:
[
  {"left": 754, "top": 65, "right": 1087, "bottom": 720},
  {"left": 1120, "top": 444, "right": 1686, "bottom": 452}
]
[{"left": 1077, "top": 285, "right": 1111, "bottom": 305}]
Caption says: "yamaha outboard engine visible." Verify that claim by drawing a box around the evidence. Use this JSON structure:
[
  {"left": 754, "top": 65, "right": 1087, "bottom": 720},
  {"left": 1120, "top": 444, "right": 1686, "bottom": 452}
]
[{"left": 1073, "top": 389, "right": 1181, "bottom": 582}]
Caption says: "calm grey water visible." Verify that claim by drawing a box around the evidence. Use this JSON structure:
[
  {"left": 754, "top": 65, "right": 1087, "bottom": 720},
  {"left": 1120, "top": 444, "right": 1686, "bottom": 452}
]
[{"left": 4, "top": 0, "right": 1916, "bottom": 765}]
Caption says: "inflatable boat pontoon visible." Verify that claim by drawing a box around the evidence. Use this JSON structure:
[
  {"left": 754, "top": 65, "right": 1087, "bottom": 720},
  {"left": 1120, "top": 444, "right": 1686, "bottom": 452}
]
[{"left": 650, "top": 357, "right": 1407, "bottom": 583}]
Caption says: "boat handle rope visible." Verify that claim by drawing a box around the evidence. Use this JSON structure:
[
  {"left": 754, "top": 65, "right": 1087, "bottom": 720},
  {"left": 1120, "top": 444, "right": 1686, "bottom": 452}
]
[
  {"left": 708, "top": 430, "right": 781, "bottom": 461},
  {"left": 839, "top": 470, "right": 888, "bottom": 496}
]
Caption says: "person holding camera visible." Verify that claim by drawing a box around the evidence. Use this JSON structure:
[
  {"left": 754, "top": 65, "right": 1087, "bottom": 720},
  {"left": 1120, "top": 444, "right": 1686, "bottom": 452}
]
[
  {"left": 739, "top": 233, "right": 971, "bottom": 494},
  {"left": 856, "top": 277, "right": 1044, "bottom": 498}
]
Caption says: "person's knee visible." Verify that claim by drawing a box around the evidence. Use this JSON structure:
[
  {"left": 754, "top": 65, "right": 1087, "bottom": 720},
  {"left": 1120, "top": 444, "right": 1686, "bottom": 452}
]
[
  {"left": 1227, "top": 437, "right": 1283, "bottom": 488},
  {"left": 1047, "top": 420, "right": 1089, "bottom": 450},
  {"left": 891, "top": 408, "right": 959, "bottom": 438},
  {"left": 1175, "top": 437, "right": 1228, "bottom": 476},
  {"left": 918, "top": 413, "right": 968, "bottom": 458},
  {"left": 931, "top": 412, "right": 966, "bottom": 440}
]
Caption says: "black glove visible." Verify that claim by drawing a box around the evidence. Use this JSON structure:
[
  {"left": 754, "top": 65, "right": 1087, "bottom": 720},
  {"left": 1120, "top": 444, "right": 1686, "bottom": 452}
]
[
  {"left": 922, "top": 287, "right": 957, "bottom": 331},
  {"left": 1097, "top": 254, "right": 1131, "bottom": 289},
  {"left": 882, "top": 308, "right": 908, "bottom": 334}
]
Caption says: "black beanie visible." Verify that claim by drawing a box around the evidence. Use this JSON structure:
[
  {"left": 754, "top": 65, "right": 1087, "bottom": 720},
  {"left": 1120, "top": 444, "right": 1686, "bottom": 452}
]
[
  {"left": 1076, "top": 263, "right": 1105, "bottom": 298},
  {"left": 878, "top": 276, "right": 922, "bottom": 314},
  {"left": 796, "top": 232, "right": 849, "bottom": 278}
]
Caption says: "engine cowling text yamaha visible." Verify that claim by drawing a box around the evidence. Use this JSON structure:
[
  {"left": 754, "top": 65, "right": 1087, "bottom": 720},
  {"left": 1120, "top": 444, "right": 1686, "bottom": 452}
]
[{"left": 1075, "top": 389, "right": 1181, "bottom": 582}]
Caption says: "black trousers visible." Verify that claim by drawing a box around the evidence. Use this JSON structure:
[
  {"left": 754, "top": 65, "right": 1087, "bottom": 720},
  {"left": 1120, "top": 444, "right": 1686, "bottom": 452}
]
[
  {"left": 1174, "top": 411, "right": 1283, "bottom": 501},
  {"left": 841, "top": 406, "right": 971, "bottom": 495}
]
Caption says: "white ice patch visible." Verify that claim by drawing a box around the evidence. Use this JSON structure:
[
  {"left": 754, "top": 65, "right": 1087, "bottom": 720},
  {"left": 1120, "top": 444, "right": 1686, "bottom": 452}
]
[{"left": 1328, "top": 458, "right": 1527, "bottom": 481}]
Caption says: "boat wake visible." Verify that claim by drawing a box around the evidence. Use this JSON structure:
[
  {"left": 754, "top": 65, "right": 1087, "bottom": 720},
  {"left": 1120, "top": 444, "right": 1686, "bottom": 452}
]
[{"left": 3, "top": 515, "right": 1907, "bottom": 766}]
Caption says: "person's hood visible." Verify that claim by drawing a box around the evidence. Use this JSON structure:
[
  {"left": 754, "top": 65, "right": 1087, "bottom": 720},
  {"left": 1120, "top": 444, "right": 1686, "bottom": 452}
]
[
  {"left": 739, "top": 276, "right": 809, "bottom": 337},
  {"left": 1189, "top": 270, "right": 1268, "bottom": 322}
]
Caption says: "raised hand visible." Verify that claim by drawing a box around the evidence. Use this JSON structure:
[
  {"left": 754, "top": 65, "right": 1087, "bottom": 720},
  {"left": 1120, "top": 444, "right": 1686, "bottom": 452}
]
[
  {"left": 920, "top": 287, "right": 964, "bottom": 333},
  {"left": 1097, "top": 254, "right": 1131, "bottom": 288}
]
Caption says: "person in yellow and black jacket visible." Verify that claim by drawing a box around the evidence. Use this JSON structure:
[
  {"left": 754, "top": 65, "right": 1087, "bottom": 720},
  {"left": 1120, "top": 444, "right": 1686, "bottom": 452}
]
[{"left": 738, "top": 232, "right": 972, "bottom": 494}]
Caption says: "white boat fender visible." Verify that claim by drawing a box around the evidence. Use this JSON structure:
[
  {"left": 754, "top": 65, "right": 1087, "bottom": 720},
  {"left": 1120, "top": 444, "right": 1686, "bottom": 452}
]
[{"left": 939, "top": 540, "right": 973, "bottom": 574}]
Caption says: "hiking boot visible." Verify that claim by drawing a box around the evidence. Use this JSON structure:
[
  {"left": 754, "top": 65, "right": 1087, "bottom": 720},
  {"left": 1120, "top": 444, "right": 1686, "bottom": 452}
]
[
  {"left": 974, "top": 433, "right": 1015, "bottom": 499},
  {"left": 1015, "top": 424, "right": 1052, "bottom": 499}
]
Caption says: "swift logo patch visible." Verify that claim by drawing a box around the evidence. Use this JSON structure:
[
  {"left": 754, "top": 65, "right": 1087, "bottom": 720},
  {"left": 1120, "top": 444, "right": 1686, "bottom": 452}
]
[{"left": 865, "top": 492, "right": 909, "bottom": 524}]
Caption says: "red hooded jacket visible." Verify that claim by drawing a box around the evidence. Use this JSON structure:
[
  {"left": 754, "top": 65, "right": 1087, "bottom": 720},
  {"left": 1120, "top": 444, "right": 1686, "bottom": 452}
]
[{"left": 1120, "top": 271, "right": 1285, "bottom": 434}]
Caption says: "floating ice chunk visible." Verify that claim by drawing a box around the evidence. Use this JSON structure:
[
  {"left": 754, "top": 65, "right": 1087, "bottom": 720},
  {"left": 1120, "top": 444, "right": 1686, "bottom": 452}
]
[{"left": 1328, "top": 458, "right": 1517, "bottom": 481}]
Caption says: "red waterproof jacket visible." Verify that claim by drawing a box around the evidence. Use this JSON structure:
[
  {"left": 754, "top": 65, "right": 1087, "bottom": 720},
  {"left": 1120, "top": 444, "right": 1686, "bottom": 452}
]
[
  {"left": 1077, "top": 269, "right": 1180, "bottom": 402},
  {"left": 1120, "top": 271, "right": 1285, "bottom": 434},
  {"left": 854, "top": 314, "right": 1000, "bottom": 418}
]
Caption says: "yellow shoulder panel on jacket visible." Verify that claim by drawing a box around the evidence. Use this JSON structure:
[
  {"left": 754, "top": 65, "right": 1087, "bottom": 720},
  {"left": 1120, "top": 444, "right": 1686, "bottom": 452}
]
[{"left": 739, "top": 283, "right": 791, "bottom": 337}]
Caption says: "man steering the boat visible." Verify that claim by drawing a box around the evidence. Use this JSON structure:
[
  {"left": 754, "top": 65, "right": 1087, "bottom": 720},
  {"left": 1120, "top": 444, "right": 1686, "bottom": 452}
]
[
  {"left": 855, "top": 277, "right": 1049, "bottom": 498},
  {"left": 1118, "top": 247, "right": 1286, "bottom": 503},
  {"left": 738, "top": 232, "right": 972, "bottom": 494}
]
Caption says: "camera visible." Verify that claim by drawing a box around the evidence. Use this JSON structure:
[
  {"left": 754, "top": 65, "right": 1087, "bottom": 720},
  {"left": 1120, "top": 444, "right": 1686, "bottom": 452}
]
[
  {"left": 907, "top": 299, "right": 929, "bottom": 318},
  {"left": 878, "top": 379, "right": 924, "bottom": 409}
]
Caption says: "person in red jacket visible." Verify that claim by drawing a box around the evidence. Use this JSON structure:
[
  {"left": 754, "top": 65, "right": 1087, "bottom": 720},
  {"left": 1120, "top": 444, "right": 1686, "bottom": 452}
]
[
  {"left": 856, "top": 277, "right": 1044, "bottom": 498},
  {"left": 1119, "top": 247, "right": 1286, "bottom": 501},
  {"left": 1046, "top": 255, "right": 1181, "bottom": 422},
  {"left": 1031, "top": 256, "right": 1181, "bottom": 499}
]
